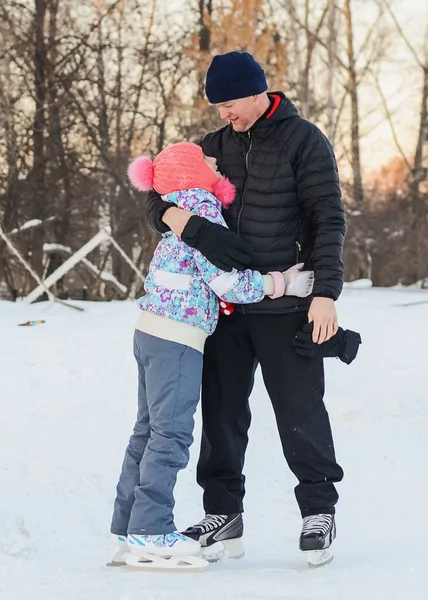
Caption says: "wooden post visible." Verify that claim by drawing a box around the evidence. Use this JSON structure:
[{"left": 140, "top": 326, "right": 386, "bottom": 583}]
[
  {"left": 0, "top": 224, "right": 83, "bottom": 312},
  {"left": 23, "top": 228, "right": 111, "bottom": 304}
]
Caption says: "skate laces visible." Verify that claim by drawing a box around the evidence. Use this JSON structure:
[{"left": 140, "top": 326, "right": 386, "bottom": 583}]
[
  {"left": 129, "top": 532, "right": 189, "bottom": 548},
  {"left": 301, "top": 514, "right": 333, "bottom": 537},
  {"left": 192, "top": 514, "right": 228, "bottom": 533},
  {"left": 153, "top": 532, "right": 188, "bottom": 547}
]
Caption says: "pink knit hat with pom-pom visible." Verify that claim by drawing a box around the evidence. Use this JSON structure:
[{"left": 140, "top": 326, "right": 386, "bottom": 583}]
[{"left": 128, "top": 142, "right": 235, "bottom": 207}]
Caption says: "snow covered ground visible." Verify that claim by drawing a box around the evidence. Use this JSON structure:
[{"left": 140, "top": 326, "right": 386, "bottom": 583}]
[{"left": 1, "top": 288, "right": 427, "bottom": 600}]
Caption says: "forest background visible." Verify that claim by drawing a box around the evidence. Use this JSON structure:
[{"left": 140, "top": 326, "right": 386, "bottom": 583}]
[{"left": 1, "top": 0, "right": 427, "bottom": 301}]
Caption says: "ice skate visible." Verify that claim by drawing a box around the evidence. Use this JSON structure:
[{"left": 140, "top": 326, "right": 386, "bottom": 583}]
[
  {"left": 299, "top": 514, "right": 336, "bottom": 567},
  {"left": 106, "top": 534, "right": 129, "bottom": 567},
  {"left": 183, "top": 513, "right": 245, "bottom": 562},
  {"left": 126, "top": 532, "right": 208, "bottom": 572}
]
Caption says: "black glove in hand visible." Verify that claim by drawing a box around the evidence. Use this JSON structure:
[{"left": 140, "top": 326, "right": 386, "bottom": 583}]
[
  {"left": 181, "top": 215, "right": 253, "bottom": 272},
  {"left": 293, "top": 323, "right": 362, "bottom": 365}
]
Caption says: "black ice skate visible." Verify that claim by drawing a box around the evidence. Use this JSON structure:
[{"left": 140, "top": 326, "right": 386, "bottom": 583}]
[
  {"left": 183, "top": 513, "right": 245, "bottom": 562},
  {"left": 299, "top": 513, "right": 336, "bottom": 567}
]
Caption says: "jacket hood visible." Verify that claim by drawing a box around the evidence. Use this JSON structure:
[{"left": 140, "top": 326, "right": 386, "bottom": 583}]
[{"left": 265, "top": 92, "right": 300, "bottom": 122}]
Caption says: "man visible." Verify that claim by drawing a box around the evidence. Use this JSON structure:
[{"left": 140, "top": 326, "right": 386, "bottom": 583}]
[{"left": 146, "top": 51, "right": 346, "bottom": 567}]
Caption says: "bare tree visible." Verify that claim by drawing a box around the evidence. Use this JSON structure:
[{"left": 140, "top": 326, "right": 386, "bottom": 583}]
[
  {"left": 1, "top": 0, "right": 424, "bottom": 297},
  {"left": 326, "top": 0, "right": 338, "bottom": 142},
  {"left": 373, "top": 0, "right": 428, "bottom": 281},
  {"left": 29, "top": 0, "right": 48, "bottom": 274}
]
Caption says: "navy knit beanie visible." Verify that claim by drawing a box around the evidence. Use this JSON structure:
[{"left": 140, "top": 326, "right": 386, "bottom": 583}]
[{"left": 205, "top": 51, "right": 268, "bottom": 104}]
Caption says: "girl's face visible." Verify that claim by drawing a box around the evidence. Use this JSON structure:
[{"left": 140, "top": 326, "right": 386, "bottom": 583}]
[{"left": 203, "top": 154, "right": 221, "bottom": 179}]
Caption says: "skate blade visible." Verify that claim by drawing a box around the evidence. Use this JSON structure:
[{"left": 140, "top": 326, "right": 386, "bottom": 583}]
[
  {"left": 305, "top": 548, "right": 334, "bottom": 568},
  {"left": 106, "top": 560, "right": 127, "bottom": 567},
  {"left": 125, "top": 553, "right": 208, "bottom": 572},
  {"left": 200, "top": 538, "right": 245, "bottom": 563}
]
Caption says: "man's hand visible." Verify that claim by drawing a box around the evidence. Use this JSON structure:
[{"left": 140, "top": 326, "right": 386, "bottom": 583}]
[
  {"left": 162, "top": 206, "right": 193, "bottom": 237},
  {"left": 308, "top": 297, "right": 338, "bottom": 344}
]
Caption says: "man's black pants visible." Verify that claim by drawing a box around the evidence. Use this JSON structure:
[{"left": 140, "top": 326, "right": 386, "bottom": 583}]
[{"left": 197, "top": 310, "right": 344, "bottom": 518}]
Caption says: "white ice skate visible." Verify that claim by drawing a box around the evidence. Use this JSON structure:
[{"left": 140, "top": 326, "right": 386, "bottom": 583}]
[
  {"left": 299, "top": 514, "right": 335, "bottom": 567},
  {"left": 126, "top": 532, "right": 209, "bottom": 572},
  {"left": 106, "top": 534, "right": 130, "bottom": 567}
]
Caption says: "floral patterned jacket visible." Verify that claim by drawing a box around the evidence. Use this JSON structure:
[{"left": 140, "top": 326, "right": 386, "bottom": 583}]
[{"left": 139, "top": 188, "right": 264, "bottom": 335}]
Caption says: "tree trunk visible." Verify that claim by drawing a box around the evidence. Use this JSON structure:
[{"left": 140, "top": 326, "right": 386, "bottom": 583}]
[
  {"left": 196, "top": 0, "right": 213, "bottom": 101},
  {"left": 96, "top": 9, "right": 112, "bottom": 281},
  {"left": 326, "top": 0, "right": 337, "bottom": 142},
  {"left": 300, "top": 0, "right": 312, "bottom": 119},
  {"left": 31, "top": 0, "right": 48, "bottom": 275},
  {"left": 410, "top": 67, "right": 428, "bottom": 219},
  {"left": 46, "top": 0, "right": 72, "bottom": 240},
  {"left": 344, "top": 0, "right": 364, "bottom": 206}
]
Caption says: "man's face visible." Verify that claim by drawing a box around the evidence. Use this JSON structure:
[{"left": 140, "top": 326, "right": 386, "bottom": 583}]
[{"left": 215, "top": 96, "right": 258, "bottom": 132}]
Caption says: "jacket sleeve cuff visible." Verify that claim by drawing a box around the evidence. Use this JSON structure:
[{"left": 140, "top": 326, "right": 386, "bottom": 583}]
[
  {"left": 267, "top": 271, "right": 285, "bottom": 299},
  {"left": 312, "top": 290, "right": 338, "bottom": 300},
  {"left": 153, "top": 202, "right": 175, "bottom": 234}
]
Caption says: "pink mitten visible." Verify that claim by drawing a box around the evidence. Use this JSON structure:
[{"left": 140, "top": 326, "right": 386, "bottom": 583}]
[{"left": 283, "top": 263, "right": 314, "bottom": 298}]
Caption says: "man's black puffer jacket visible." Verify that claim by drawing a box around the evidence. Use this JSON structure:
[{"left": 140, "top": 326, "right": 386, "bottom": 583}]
[{"left": 146, "top": 93, "right": 346, "bottom": 314}]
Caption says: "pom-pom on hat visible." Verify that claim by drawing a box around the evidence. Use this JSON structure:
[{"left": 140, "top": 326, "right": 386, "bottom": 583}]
[
  {"left": 128, "top": 142, "right": 235, "bottom": 207},
  {"left": 128, "top": 156, "right": 154, "bottom": 191}
]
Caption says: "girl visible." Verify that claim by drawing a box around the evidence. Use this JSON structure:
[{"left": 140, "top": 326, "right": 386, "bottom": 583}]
[{"left": 109, "top": 142, "right": 313, "bottom": 570}]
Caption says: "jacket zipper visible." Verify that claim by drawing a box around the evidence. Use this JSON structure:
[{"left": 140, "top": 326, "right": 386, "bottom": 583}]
[
  {"left": 237, "top": 130, "right": 253, "bottom": 235},
  {"left": 237, "top": 131, "right": 253, "bottom": 314},
  {"left": 295, "top": 240, "right": 302, "bottom": 263}
]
